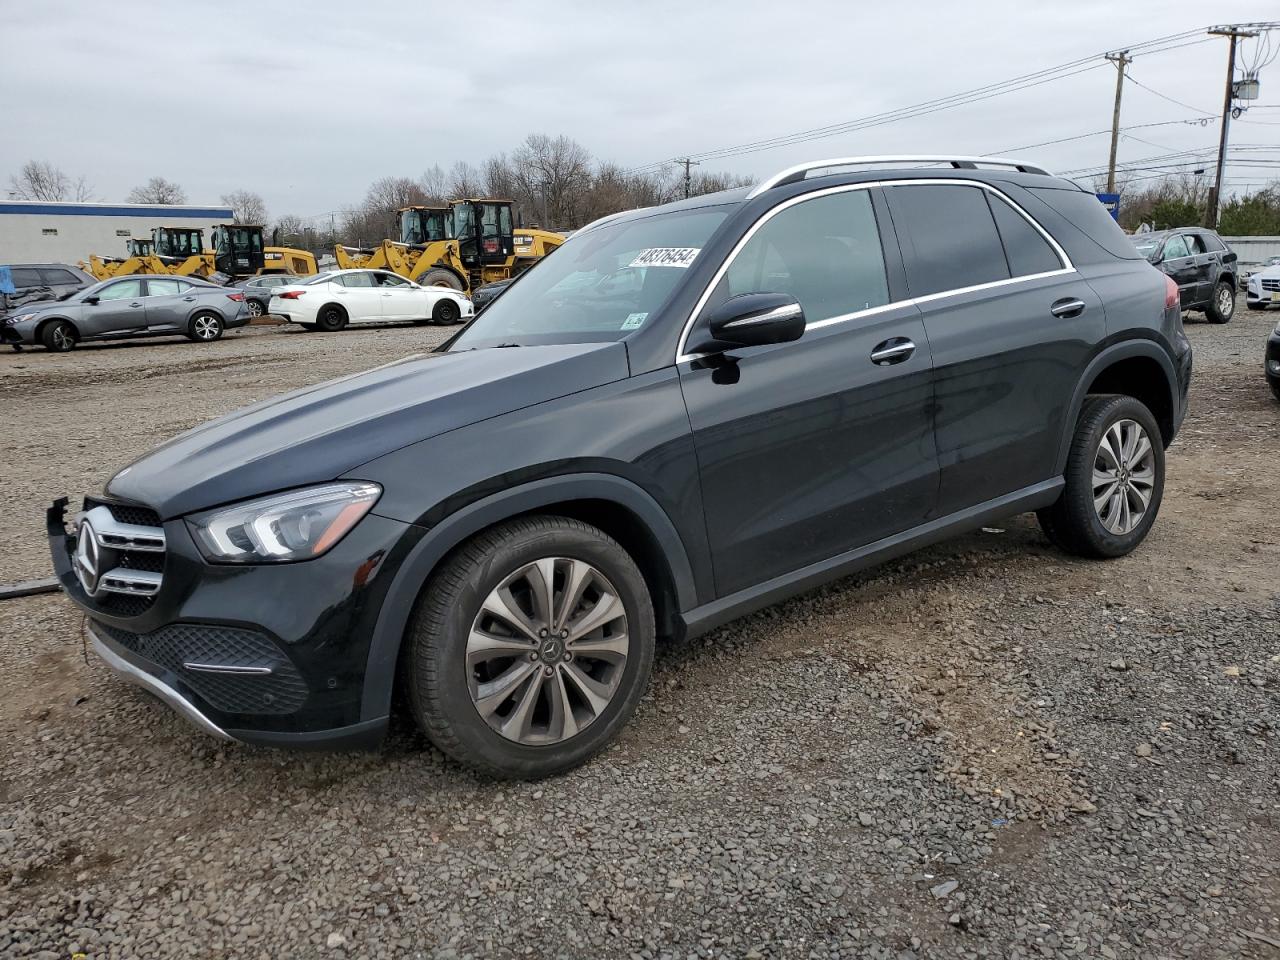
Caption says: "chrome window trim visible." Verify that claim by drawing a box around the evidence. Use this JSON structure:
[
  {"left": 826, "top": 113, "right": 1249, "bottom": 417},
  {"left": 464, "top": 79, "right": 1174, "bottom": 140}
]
[{"left": 675, "top": 178, "right": 1074, "bottom": 363}]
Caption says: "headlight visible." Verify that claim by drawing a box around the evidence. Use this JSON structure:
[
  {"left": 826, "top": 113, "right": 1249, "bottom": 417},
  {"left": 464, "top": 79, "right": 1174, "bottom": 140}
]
[
  {"left": 6, "top": 313, "right": 37, "bottom": 325},
  {"left": 186, "top": 482, "right": 381, "bottom": 563}
]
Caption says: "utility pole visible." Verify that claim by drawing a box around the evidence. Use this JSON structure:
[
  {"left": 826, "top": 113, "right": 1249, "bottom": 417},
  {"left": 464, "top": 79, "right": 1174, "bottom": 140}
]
[
  {"left": 1205, "top": 26, "right": 1258, "bottom": 228},
  {"left": 677, "top": 158, "right": 701, "bottom": 199},
  {"left": 1104, "top": 50, "right": 1131, "bottom": 194}
]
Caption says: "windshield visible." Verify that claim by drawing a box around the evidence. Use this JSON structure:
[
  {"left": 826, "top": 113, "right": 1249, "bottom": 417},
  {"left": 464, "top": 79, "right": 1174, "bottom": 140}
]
[
  {"left": 449, "top": 207, "right": 730, "bottom": 349},
  {"left": 1131, "top": 236, "right": 1164, "bottom": 261}
]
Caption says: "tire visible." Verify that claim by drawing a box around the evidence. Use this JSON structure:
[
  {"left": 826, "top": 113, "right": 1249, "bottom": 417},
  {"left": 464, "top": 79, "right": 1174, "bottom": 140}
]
[
  {"left": 1036, "top": 395, "right": 1165, "bottom": 559},
  {"left": 404, "top": 515, "right": 655, "bottom": 779},
  {"left": 316, "top": 304, "right": 347, "bottom": 332},
  {"left": 187, "top": 312, "right": 224, "bottom": 342},
  {"left": 40, "top": 319, "right": 77, "bottom": 353},
  {"left": 246, "top": 298, "right": 265, "bottom": 318},
  {"left": 418, "top": 268, "right": 465, "bottom": 291},
  {"left": 1205, "top": 281, "right": 1235, "bottom": 324},
  {"left": 1271, "top": 380, "right": 1280, "bottom": 403},
  {"left": 432, "top": 298, "right": 462, "bottom": 325}
]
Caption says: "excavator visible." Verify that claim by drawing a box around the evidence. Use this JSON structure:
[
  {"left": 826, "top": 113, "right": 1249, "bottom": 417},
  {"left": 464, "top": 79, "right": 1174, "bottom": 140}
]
[
  {"left": 84, "top": 225, "right": 317, "bottom": 281},
  {"left": 334, "top": 198, "right": 563, "bottom": 293}
]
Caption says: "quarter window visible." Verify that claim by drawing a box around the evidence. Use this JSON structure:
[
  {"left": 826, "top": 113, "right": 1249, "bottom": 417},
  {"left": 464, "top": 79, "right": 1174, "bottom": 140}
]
[
  {"left": 707, "top": 189, "right": 890, "bottom": 325},
  {"left": 986, "top": 194, "right": 1064, "bottom": 277},
  {"left": 889, "top": 184, "right": 1010, "bottom": 297}
]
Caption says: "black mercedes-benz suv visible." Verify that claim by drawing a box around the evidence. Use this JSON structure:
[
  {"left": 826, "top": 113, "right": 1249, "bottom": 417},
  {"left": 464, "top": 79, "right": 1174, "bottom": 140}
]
[{"left": 50, "top": 156, "right": 1193, "bottom": 779}]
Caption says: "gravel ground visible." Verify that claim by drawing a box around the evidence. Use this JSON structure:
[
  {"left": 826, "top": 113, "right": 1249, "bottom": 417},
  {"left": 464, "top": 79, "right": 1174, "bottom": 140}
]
[{"left": 1, "top": 305, "right": 1277, "bottom": 959}]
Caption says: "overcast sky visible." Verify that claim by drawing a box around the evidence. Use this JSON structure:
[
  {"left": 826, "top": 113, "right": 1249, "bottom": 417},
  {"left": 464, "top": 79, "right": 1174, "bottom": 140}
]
[{"left": 3, "top": 0, "right": 1277, "bottom": 222}]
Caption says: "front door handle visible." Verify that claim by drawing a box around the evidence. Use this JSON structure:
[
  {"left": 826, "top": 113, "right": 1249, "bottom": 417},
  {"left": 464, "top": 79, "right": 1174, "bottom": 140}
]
[
  {"left": 1050, "top": 297, "right": 1086, "bottom": 319},
  {"left": 182, "top": 296, "right": 196, "bottom": 302},
  {"left": 870, "top": 337, "right": 916, "bottom": 365},
  {"left": 129, "top": 302, "right": 143, "bottom": 308}
]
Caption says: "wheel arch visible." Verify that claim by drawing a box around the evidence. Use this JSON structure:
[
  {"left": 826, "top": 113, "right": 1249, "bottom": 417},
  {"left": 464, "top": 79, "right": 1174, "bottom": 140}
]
[
  {"left": 1058, "top": 340, "right": 1178, "bottom": 472},
  {"left": 34, "top": 315, "right": 77, "bottom": 342},
  {"left": 359, "top": 473, "right": 697, "bottom": 722}
]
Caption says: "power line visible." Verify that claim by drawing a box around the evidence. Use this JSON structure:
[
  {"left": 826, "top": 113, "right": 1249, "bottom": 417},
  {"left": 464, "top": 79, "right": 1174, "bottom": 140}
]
[
  {"left": 1123, "top": 71, "right": 1218, "bottom": 116},
  {"left": 622, "top": 27, "right": 1214, "bottom": 174}
]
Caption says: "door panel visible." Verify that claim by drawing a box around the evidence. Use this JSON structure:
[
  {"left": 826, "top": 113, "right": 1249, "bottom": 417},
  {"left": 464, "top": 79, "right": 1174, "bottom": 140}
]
[
  {"left": 82, "top": 279, "right": 146, "bottom": 337},
  {"left": 141, "top": 278, "right": 190, "bottom": 331},
  {"left": 336, "top": 273, "right": 382, "bottom": 321},
  {"left": 680, "top": 186, "right": 937, "bottom": 598},
  {"left": 1159, "top": 235, "right": 1197, "bottom": 308},
  {"left": 681, "top": 306, "right": 936, "bottom": 596}
]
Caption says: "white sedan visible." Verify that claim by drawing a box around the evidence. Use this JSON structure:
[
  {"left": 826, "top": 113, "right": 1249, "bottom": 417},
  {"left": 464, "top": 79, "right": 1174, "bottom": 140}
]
[{"left": 269, "top": 269, "right": 473, "bottom": 331}]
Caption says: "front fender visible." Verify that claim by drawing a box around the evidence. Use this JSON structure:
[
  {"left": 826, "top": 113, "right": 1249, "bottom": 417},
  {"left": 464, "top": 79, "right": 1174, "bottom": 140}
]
[{"left": 358, "top": 472, "right": 697, "bottom": 722}]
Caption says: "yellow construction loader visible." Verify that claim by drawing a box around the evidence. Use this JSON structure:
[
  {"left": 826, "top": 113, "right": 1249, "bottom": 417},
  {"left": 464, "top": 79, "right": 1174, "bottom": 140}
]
[
  {"left": 84, "top": 225, "right": 317, "bottom": 281},
  {"left": 334, "top": 198, "right": 563, "bottom": 293}
]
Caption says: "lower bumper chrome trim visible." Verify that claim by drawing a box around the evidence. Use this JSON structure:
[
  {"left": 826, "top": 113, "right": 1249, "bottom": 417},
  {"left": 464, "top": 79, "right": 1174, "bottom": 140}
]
[
  {"left": 182, "top": 661, "right": 274, "bottom": 676},
  {"left": 88, "top": 622, "right": 233, "bottom": 742}
]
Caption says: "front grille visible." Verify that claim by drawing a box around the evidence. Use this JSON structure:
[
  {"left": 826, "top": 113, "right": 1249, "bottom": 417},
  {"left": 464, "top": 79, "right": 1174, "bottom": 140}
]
[
  {"left": 97, "top": 622, "right": 309, "bottom": 716},
  {"left": 1262, "top": 278, "right": 1280, "bottom": 292},
  {"left": 78, "top": 497, "right": 166, "bottom": 615}
]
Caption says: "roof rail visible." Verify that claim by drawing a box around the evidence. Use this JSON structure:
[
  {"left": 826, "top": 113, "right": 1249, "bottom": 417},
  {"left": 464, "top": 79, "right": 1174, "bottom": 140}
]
[{"left": 746, "top": 155, "right": 1053, "bottom": 199}]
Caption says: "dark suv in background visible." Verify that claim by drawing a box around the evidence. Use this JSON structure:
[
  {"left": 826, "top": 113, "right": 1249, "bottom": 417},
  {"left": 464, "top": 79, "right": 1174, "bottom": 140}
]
[
  {"left": 50, "top": 155, "right": 1192, "bottom": 779},
  {"left": 1131, "top": 227, "right": 1237, "bottom": 323}
]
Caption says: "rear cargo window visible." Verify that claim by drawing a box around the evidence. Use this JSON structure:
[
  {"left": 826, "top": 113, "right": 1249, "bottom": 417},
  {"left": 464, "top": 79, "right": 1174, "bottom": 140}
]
[{"left": 1029, "top": 188, "right": 1142, "bottom": 260}]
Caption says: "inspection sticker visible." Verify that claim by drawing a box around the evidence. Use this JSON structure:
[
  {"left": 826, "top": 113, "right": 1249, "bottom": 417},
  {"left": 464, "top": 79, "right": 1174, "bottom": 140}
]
[
  {"left": 621, "top": 312, "right": 648, "bottom": 330},
  {"left": 629, "top": 247, "right": 700, "bottom": 268}
]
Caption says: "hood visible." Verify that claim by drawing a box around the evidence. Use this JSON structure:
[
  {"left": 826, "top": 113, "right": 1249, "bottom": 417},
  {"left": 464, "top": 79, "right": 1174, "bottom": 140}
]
[{"left": 106, "top": 342, "right": 629, "bottom": 518}]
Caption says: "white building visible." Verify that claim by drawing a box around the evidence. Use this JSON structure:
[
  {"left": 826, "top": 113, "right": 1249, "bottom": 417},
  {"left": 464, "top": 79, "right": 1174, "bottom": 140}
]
[{"left": 0, "top": 200, "right": 234, "bottom": 265}]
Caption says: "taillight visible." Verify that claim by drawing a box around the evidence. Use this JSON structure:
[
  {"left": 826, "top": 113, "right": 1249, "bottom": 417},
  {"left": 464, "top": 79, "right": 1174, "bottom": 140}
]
[
  {"left": 226, "top": 292, "right": 245, "bottom": 302},
  {"left": 278, "top": 290, "right": 305, "bottom": 300},
  {"left": 1164, "top": 274, "right": 1178, "bottom": 310}
]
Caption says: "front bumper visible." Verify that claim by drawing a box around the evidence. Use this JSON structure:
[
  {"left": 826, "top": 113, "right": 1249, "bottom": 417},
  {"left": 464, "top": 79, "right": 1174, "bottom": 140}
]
[
  {"left": 1, "top": 320, "right": 37, "bottom": 345},
  {"left": 1266, "top": 331, "right": 1280, "bottom": 388},
  {"left": 49, "top": 495, "right": 423, "bottom": 748}
]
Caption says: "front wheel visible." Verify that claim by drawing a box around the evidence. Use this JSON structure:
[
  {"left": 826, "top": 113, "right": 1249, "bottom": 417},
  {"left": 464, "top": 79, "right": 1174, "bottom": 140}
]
[
  {"left": 405, "top": 516, "right": 655, "bottom": 779},
  {"left": 432, "top": 298, "right": 462, "bottom": 325},
  {"left": 1037, "top": 395, "right": 1165, "bottom": 558},
  {"left": 1205, "top": 281, "right": 1235, "bottom": 324},
  {"left": 41, "top": 320, "right": 77, "bottom": 352},
  {"left": 188, "top": 312, "right": 224, "bottom": 342}
]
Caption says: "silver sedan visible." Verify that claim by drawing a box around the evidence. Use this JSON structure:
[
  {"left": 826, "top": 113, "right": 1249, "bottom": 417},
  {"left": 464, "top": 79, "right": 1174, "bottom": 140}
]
[{"left": 1, "top": 275, "right": 250, "bottom": 352}]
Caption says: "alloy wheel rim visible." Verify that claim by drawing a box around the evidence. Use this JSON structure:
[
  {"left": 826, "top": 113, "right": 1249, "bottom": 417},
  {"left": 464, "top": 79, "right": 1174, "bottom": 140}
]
[
  {"left": 247, "top": 300, "right": 263, "bottom": 317},
  {"left": 53, "top": 326, "right": 73, "bottom": 349},
  {"left": 195, "top": 316, "right": 218, "bottom": 339},
  {"left": 467, "top": 557, "right": 629, "bottom": 746},
  {"left": 1218, "top": 286, "right": 1233, "bottom": 315},
  {"left": 1092, "top": 418, "right": 1155, "bottom": 535}
]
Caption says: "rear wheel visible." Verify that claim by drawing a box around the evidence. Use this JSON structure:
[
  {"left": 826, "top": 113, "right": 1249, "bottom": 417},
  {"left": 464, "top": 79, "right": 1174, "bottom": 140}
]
[
  {"left": 432, "top": 298, "right": 462, "bottom": 325},
  {"left": 418, "top": 268, "right": 465, "bottom": 291},
  {"left": 246, "top": 299, "right": 265, "bottom": 318},
  {"left": 1205, "top": 281, "right": 1235, "bottom": 324},
  {"left": 405, "top": 516, "right": 655, "bottom": 779},
  {"left": 41, "top": 320, "right": 77, "bottom": 352},
  {"left": 316, "top": 304, "right": 347, "bottom": 332},
  {"left": 1037, "top": 395, "right": 1164, "bottom": 558},
  {"left": 188, "top": 312, "right": 224, "bottom": 342}
]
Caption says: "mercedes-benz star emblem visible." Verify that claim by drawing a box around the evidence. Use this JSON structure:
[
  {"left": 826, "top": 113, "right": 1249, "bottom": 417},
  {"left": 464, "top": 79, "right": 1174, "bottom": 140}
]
[{"left": 74, "top": 520, "right": 101, "bottom": 596}]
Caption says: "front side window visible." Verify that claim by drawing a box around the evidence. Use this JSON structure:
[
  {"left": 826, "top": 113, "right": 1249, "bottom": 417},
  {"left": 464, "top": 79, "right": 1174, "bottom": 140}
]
[
  {"left": 11, "top": 268, "right": 42, "bottom": 287},
  {"left": 450, "top": 206, "right": 730, "bottom": 349},
  {"left": 374, "top": 272, "right": 409, "bottom": 286},
  {"left": 890, "top": 184, "right": 1010, "bottom": 297},
  {"left": 986, "top": 194, "right": 1064, "bottom": 278},
  {"left": 1162, "top": 235, "right": 1190, "bottom": 260},
  {"left": 705, "top": 189, "right": 889, "bottom": 325},
  {"left": 40, "top": 268, "right": 80, "bottom": 285},
  {"left": 99, "top": 279, "right": 142, "bottom": 301}
]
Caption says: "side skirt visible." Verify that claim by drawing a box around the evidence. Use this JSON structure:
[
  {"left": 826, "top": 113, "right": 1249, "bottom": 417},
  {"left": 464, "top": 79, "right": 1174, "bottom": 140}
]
[{"left": 680, "top": 478, "right": 1064, "bottom": 639}]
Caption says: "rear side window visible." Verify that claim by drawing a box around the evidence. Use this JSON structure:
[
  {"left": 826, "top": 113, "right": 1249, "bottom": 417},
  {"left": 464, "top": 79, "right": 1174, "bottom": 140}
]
[
  {"left": 1028, "top": 187, "right": 1142, "bottom": 260},
  {"left": 1185, "top": 234, "right": 1208, "bottom": 255},
  {"left": 146, "top": 279, "right": 184, "bottom": 296},
  {"left": 11, "top": 268, "right": 42, "bottom": 287},
  {"left": 986, "top": 195, "right": 1063, "bottom": 277},
  {"left": 709, "top": 189, "right": 890, "bottom": 324},
  {"left": 39, "top": 268, "right": 81, "bottom": 285},
  {"left": 889, "top": 185, "right": 1009, "bottom": 297}
]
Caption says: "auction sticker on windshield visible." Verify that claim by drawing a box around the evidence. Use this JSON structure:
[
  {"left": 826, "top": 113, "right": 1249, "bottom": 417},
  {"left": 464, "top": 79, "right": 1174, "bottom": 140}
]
[
  {"left": 621, "top": 312, "right": 648, "bottom": 330},
  {"left": 629, "top": 248, "right": 700, "bottom": 269}
]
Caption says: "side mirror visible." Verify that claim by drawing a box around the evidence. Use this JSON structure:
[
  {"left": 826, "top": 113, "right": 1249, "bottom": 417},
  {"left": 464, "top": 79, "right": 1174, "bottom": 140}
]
[
  {"left": 691, "top": 293, "right": 806, "bottom": 352},
  {"left": 84, "top": 295, "right": 100, "bottom": 305}
]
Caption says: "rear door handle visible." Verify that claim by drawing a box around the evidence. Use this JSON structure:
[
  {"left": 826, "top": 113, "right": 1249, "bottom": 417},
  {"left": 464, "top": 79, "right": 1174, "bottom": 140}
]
[
  {"left": 1050, "top": 297, "right": 1086, "bottom": 319},
  {"left": 870, "top": 337, "right": 916, "bottom": 365}
]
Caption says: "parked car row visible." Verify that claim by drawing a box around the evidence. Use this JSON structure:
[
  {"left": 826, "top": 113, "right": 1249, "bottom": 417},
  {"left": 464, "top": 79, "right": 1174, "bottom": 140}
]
[
  {"left": 1131, "top": 227, "right": 1237, "bottom": 323},
  {"left": 1, "top": 268, "right": 471, "bottom": 352}
]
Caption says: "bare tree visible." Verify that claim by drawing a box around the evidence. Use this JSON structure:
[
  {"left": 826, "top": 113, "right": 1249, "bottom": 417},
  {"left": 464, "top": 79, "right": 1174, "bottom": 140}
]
[
  {"left": 510, "top": 134, "right": 593, "bottom": 228},
  {"left": 8, "top": 160, "right": 94, "bottom": 202},
  {"left": 221, "top": 190, "right": 268, "bottom": 225},
  {"left": 272, "top": 214, "right": 307, "bottom": 245},
  {"left": 363, "top": 176, "right": 427, "bottom": 214},
  {"left": 419, "top": 164, "right": 449, "bottom": 203},
  {"left": 127, "top": 176, "right": 187, "bottom": 205}
]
